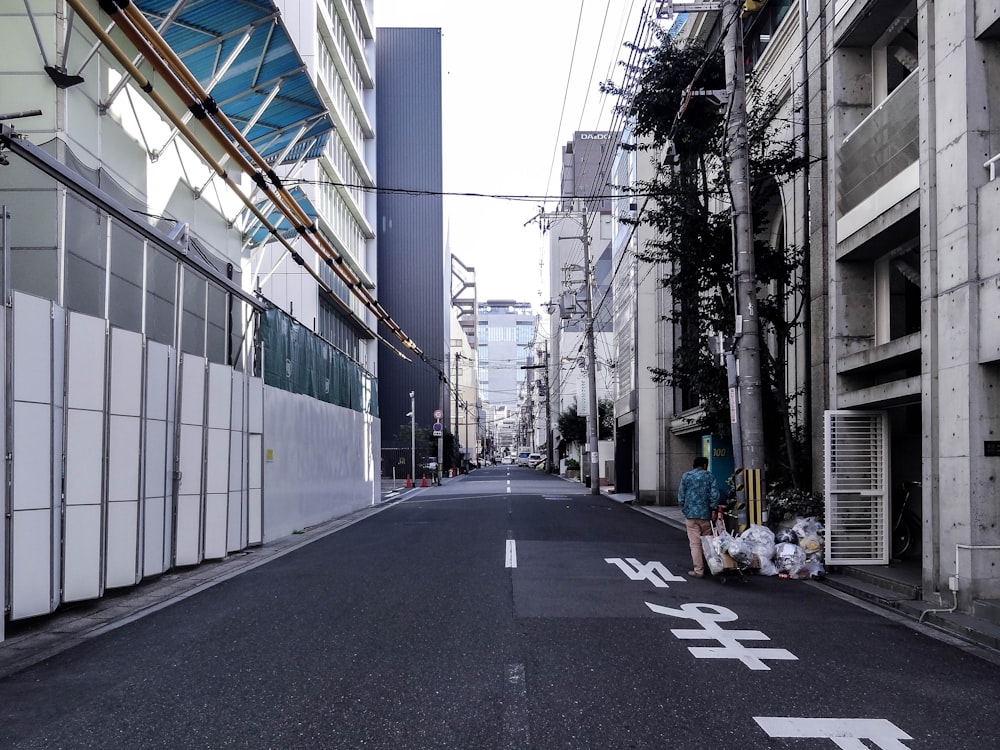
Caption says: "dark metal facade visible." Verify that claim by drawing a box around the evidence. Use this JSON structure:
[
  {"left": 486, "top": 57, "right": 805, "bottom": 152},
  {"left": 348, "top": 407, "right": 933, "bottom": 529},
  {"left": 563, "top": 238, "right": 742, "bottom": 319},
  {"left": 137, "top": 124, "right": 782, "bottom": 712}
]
[{"left": 375, "top": 28, "right": 446, "bottom": 452}]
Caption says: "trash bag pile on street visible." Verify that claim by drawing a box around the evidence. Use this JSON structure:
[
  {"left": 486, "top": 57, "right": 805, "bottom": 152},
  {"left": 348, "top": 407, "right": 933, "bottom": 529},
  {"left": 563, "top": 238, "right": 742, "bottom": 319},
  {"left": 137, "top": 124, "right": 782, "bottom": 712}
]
[{"left": 702, "top": 517, "right": 826, "bottom": 579}]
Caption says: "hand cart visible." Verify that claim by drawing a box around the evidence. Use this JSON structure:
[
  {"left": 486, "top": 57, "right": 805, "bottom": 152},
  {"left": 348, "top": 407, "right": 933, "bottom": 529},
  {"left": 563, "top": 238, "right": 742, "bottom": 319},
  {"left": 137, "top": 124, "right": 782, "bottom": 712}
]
[{"left": 710, "top": 504, "right": 752, "bottom": 584}]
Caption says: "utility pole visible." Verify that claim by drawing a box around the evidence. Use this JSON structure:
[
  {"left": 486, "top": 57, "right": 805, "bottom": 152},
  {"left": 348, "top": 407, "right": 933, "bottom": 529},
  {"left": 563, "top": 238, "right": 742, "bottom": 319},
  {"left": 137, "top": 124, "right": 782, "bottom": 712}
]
[
  {"left": 454, "top": 352, "right": 461, "bottom": 457},
  {"left": 580, "top": 207, "right": 601, "bottom": 495},
  {"left": 723, "top": 0, "right": 765, "bottom": 480},
  {"left": 543, "top": 346, "right": 553, "bottom": 473},
  {"left": 537, "top": 203, "right": 601, "bottom": 495}
]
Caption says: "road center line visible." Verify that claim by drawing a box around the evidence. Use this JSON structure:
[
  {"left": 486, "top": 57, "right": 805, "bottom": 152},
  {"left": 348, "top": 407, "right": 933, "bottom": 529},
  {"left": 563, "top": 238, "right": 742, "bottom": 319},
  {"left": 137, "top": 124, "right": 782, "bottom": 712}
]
[
  {"left": 501, "top": 663, "right": 529, "bottom": 749},
  {"left": 505, "top": 539, "right": 517, "bottom": 568}
]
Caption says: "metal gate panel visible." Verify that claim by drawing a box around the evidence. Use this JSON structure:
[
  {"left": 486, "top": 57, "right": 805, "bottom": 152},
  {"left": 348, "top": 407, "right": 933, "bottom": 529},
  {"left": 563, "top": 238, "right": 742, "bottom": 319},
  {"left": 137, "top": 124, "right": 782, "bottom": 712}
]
[
  {"left": 62, "top": 312, "right": 108, "bottom": 603},
  {"left": 203, "top": 363, "right": 232, "bottom": 560},
  {"left": 140, "top": 340, "right": 175, "bottom": 576},
  {"left": 105, "top": 328, "right": 143, "bottom": 588},
  {"left": 9, "top": 293, "right": 61, "bottom": 619},
  {"left": 227, "top": 369, "right": 248, "bottom": 552},
  {"left": 175, "top": 354, "right": 206, "bottom": 566},
  {"left": 247, "top": 376, "right": 263, "bottom": 545},
  {"left": 142, "top": 341, "right": 174, "bottom": 576},
  {"left": 824, "top": 410, "right": 890, "bottom": 565}
]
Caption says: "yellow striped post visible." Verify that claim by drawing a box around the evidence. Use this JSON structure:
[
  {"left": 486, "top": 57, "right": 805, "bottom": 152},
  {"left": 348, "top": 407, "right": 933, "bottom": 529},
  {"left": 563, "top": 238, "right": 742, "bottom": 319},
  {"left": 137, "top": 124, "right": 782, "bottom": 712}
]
[{"left": 746, "top": 468, "right": 764, "bottom": 526}]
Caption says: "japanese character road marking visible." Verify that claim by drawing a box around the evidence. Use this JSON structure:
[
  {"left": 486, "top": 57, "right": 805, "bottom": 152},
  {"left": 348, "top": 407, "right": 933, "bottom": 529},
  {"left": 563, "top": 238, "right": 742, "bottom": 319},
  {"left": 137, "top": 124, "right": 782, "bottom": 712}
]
[
  {"left": 646, "top": 602, "right": 798, "bottom": 670},
  {"left": 605, "top": 558, "right": 686, "bottom": 587}
]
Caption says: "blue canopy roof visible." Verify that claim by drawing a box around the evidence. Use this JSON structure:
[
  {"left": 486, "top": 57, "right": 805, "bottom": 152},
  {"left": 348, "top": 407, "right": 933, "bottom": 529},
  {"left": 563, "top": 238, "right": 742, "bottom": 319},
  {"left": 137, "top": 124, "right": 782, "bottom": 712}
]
[
  {"left": 133, "top": 0, "right": 332, "bottom": 164},
  {"left": 245, "top": 186, "right": 318, "bottom": 246}
]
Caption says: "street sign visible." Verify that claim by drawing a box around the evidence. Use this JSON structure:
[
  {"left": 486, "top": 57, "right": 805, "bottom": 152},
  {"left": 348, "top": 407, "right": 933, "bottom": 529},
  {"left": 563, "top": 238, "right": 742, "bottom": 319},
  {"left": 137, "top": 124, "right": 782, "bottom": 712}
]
[
  {"left": 434, "top": 409, "right": 443, "bottom": 419},
  {"left": 433, "top": 422, "right": 443, "bottom": 436}
]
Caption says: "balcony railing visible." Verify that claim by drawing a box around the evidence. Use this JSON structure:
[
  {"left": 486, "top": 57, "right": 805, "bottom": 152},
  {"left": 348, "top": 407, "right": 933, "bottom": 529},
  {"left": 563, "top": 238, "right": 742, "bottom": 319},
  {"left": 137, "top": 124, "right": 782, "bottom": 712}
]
[{"left": 837, "top": 71, "right": 919, "bottom": 216}]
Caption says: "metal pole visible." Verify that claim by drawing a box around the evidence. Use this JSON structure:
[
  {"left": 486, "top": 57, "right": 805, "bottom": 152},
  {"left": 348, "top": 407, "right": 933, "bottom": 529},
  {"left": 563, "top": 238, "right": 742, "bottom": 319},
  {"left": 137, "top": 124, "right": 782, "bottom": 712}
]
[
  {"left": 723, "top": 0, "right": 765, "bottom": 478},
  {"left": 437, "top": 375, "right": 444, "bottom": 485},
  {"left": 580, "top": 205, "right": 601, "bottom": 495},
  {"left": 544, "top": 346, "right": 553, "bottom": 473},
  {"left": 410, "top": 390, "right": 416, "bottom": 483},
  {"left": 454, "top": 352, "right": 461, "bottom": 465}
]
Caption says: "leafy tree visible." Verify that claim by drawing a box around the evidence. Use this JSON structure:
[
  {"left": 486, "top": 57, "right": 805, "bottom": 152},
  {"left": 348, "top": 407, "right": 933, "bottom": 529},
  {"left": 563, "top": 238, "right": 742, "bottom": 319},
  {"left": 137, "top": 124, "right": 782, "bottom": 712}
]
[
  {"left": 557, "top": 398, "right": 615, "bottom": 451},
  {"left": 602, "top": 28, "right": 809, "bottom": 487}
]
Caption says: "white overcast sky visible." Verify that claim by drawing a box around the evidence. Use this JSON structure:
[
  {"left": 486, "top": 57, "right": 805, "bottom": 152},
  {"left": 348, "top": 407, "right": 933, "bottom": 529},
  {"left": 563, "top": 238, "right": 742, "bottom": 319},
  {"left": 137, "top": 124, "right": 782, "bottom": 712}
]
[{"left": 374, "top": 1, "right": 661, "bottom": 309}]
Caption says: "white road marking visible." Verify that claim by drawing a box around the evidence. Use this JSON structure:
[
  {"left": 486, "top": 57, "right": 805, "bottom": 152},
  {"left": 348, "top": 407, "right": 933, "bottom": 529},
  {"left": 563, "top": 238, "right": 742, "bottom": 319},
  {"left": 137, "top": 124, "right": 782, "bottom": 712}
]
[
  {"left": 505, "top": 539, "right": 517, "bottom": 568},
  {"left": 646, "top": 602, "right": 798, "bottom": 670},
  {"left": 754, "top": 718, "right": 913, "bottom": 749},
  {"left": 606, "top": 558, "right": 686, "bottom": 587}
]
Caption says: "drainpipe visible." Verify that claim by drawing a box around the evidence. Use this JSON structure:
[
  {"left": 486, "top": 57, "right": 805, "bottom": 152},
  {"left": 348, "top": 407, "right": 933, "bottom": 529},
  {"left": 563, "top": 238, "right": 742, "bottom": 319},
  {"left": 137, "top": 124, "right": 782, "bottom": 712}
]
[{"left": 918, "top": 544, "right": 1000, "bottom": 623}]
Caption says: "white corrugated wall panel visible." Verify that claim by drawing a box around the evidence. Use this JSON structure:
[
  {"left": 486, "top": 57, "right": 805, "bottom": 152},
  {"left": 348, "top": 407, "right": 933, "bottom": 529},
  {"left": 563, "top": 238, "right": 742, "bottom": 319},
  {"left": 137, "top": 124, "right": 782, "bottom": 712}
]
[
  {"left": 175, "top": 354, "right": 206, "bottom": 565},
  {"left": 248, "top": 376, "right": 264, "bottom": 545},
  {"left": 142, "top": 342, "right": 174, "bottom": 576},
  {"left": 203, "top": 363, "right": 232, "bottom": 559},
  {"left": 9, "top": 293, "right": 60, "bottom": 619},
  {"left": 62, "top": 312, "right": 108, "bottom": 602},
  {"left": 228, "top": 370, "right": 248, "bottom": 552},
  {"left": 105, "top": 326, "right": 143, "bottom": 588}
]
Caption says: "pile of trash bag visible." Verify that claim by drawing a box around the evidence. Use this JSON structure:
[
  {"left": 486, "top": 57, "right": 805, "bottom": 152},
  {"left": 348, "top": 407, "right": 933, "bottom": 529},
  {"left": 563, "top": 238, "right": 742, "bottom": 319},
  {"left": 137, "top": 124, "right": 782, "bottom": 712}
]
[
  {"left": 698, "top": 516, "right": 826, "bottom": 579},
  {"left": 735, "top": 517, "right": 826, "bottom": 579}
]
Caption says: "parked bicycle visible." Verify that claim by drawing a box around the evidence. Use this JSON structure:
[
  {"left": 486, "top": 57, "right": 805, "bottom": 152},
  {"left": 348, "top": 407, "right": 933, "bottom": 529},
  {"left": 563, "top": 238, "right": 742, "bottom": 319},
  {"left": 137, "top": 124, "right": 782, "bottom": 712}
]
[{"left": 892, "top": 480, "right": 922, "bottom": 559}]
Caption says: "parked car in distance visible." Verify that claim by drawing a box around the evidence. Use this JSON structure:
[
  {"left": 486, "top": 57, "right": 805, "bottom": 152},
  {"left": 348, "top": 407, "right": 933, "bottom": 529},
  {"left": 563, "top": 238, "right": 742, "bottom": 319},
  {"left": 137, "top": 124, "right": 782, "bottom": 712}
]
[
  {"left": 500, "top": 456, "right": 514, "bottom": 465},
  {"left": 527, "top": 453, "right": 543, "bottom": 468},
  {"left": 517, "top": 450, "right": 531, "bottom": 466}
]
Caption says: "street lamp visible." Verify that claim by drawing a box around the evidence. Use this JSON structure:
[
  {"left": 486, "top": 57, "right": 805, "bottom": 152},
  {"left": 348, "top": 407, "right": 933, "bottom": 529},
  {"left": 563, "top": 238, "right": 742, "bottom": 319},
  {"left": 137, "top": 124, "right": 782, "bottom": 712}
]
[{"left": 407, "top": 390, "right": 415, "bottom": 483}]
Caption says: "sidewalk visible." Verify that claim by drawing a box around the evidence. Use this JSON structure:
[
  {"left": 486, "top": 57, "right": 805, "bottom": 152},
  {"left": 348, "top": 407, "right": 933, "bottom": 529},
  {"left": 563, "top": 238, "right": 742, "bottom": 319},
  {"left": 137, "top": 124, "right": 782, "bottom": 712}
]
[
  {"left": 0, "top": 497, "right": 404, "bottom": 680},
  {"left": 602, "top": 488, "right": 1000, "bottom": 661}
]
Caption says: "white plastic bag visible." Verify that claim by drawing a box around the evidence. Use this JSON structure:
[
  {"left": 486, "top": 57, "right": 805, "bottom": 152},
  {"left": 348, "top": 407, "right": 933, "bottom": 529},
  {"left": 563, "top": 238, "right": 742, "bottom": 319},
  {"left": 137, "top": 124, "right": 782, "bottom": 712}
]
[{"left": 701, "top": 535, "right": 725, "bottom": 575}]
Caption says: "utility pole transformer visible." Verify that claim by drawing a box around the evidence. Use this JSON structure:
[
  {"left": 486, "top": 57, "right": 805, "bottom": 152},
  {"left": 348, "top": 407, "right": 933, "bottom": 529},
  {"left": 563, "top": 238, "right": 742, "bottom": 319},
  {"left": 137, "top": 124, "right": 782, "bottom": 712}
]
[{"left": 722, "top": 0, "right": 765, "bottom": 480}]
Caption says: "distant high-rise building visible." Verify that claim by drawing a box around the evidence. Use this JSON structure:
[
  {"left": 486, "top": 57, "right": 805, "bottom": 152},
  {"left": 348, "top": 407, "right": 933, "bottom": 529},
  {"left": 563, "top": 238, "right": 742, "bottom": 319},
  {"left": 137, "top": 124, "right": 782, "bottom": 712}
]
[{"left": 478, "top": 301, "right": 536, "bottom": 453}]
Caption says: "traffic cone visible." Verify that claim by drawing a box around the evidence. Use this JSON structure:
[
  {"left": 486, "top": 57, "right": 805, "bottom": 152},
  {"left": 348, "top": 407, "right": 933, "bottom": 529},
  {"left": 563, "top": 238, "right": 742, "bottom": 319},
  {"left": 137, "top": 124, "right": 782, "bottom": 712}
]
[
  {"left": 405, "top": 474, "right": 412, "bottom": 488},
  {"left": 421, "top": 474, "right": 428, "bottom": 487}
]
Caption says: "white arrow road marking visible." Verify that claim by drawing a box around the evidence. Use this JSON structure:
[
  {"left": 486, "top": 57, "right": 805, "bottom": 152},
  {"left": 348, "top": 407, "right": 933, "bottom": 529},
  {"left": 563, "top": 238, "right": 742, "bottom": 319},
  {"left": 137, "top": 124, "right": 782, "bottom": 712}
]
[{"left": 505, "top": 539, "right": 517, "bottom": 568}]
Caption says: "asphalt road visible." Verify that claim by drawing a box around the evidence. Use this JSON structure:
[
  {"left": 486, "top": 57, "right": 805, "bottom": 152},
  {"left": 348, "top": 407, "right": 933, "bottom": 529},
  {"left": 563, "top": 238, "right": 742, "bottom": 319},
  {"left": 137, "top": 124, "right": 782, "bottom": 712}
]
[{"left": 1, "top": 466, "right": 997, "bottom": 749}]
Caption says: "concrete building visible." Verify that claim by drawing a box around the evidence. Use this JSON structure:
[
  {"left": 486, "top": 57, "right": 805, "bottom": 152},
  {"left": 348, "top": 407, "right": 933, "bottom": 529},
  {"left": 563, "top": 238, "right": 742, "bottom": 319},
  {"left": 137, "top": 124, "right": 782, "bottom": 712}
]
[
  {"left": 654, "top": 0, "right": 1000, "bottom": 607},
  {"left": 611, "top": 125, "right": 671, "bottom": 503},
  {"left": 374, "top": 27, "right": 447, "bottom": 459},
  {"left": 812, "top": 0, "right": 1000, "bottom": 603},
  {"left": 547, "top": 132, "right": 617, "bottom": 481}
]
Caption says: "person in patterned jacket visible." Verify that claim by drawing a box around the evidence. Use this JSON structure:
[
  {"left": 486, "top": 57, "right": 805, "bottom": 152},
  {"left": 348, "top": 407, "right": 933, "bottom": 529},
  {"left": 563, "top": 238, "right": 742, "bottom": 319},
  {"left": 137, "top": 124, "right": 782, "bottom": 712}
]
[{"left": 677, "top": 456, "right": 721, "bottom": 578}]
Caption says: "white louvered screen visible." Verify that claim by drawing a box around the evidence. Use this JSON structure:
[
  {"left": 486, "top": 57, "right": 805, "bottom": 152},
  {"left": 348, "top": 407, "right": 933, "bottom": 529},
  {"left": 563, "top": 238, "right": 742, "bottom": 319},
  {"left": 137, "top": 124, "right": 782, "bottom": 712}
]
[{"left": 824, "top": 410, "right": 889, "bottom": 565}]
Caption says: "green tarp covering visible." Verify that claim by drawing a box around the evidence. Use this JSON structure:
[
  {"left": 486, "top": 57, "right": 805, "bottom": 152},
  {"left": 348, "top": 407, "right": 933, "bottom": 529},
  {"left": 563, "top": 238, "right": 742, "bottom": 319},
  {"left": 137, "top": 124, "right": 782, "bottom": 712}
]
[{"left": 257, "top": 306, "right": 378, "bottom": 417}]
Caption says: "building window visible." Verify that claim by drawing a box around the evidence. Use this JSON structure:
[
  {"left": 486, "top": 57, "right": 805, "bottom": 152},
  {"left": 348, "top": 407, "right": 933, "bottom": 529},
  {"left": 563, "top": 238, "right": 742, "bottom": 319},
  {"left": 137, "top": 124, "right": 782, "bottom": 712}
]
[
  {"left": 874, "top": 246, "right": 920, "bottom": 344},
  {"left": 873, "top": 13, "right": 918, "bottom": 102}
]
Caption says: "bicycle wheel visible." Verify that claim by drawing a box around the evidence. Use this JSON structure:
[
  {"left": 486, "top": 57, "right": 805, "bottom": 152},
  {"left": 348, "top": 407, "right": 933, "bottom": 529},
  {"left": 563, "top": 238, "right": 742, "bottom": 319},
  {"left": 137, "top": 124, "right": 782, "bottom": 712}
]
[{"left": 892, "top": 520, "right": 912, "bottom": 559}]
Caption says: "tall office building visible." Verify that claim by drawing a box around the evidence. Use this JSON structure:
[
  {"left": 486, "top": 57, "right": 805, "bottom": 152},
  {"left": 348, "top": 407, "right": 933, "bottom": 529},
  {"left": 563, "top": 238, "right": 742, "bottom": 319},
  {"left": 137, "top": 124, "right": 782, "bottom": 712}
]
[
  {"left": 478, "top": 301, "right": 536, "bottom": 454},
  {"left": 375, "top": 28, "right": 446, "bottom": 453}
]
